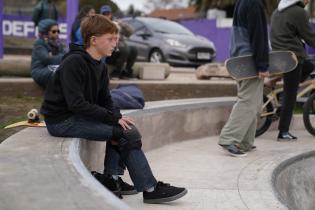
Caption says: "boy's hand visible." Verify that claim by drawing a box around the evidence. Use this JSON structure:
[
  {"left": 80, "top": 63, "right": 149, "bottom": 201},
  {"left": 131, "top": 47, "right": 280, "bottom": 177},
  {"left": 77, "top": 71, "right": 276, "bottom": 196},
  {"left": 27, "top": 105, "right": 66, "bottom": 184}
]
[
  {"left": 258, "top": 71, "right": 269, "bottom": 79},
  {"left": 118, "top": 116, "right": 135, "bottom": 130}
]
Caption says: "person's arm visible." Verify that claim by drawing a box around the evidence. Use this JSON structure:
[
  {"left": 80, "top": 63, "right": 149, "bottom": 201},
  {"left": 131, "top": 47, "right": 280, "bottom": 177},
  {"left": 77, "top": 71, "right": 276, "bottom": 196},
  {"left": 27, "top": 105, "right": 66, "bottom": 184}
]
[
  {"left": 247, "top": 2, "right": 269, "bottom": 72},
  {"left": 60, "top": 57, "right": 121, "bottom": 124},
  {"left": 294, "top": 8, "right": 315, "bottom": 49},
  {"left": 33, "top": 41, "right": 63, "bottom": 65}
]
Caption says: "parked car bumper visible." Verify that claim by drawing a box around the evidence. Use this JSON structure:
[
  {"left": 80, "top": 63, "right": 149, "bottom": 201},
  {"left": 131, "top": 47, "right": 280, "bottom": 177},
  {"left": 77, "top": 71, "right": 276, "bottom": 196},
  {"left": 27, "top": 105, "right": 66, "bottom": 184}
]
[{"left": 163, "top": 46, "right": 216, "bottom": 67}]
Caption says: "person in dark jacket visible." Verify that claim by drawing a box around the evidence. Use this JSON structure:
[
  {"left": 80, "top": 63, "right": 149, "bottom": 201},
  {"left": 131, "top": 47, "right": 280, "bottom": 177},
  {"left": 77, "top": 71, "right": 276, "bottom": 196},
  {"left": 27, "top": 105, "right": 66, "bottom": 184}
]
[
  {"left": 41, "top": 14, "right": 187, "bottom": 203},
  {"left": 32, "top": 0, "right": 58, "bottom": 27},
  {"left": 100, "top": 5, "right": 138, "bottom": 79},
  {"left": 218, "top": 0, "right": 269, "bottom": 157},
  {"left": 270, "top": 0, "right": 315, "bottom": 141},
  {"left": 70, "top": 5, "right": 96, "bottom": 45},
  {"left": 31, "top": 19, "right": 65, "bottom": 89}
]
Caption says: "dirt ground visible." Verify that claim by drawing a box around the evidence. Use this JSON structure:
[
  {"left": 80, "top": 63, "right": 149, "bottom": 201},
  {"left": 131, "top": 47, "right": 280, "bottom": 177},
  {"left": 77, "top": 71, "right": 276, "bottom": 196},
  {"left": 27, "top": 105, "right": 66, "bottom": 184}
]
[{"left": 0, "top": 96, "right": 42, "bottom": 143}]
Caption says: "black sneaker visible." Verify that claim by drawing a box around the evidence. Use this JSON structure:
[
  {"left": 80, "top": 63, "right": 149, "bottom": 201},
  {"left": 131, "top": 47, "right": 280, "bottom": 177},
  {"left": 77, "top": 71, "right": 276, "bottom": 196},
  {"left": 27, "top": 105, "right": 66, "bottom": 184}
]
[
  {"left": 91, "top": 171, "right": 122, "bottom": 199},
  {"left": 277, "top": 132, "right": 297, "bottom": 142},
  {"left": 143, "top": 181, "right": 187, "bottom": 204},
  {"left": 117, "top": 177, "right": 138, "bottom": 195},
  {"left": 219, "top": 144, "right": 247, "bottom": 157}
]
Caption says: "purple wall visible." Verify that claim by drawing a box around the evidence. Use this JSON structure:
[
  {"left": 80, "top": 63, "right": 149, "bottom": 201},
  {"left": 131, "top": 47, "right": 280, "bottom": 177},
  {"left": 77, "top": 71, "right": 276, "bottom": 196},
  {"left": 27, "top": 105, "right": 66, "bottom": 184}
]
[
  {"left": 0, "top": 0, "right": 3, "bottom": 59},
  {"left": 66, "top": 0, "right": 78, "bottom": 46},
  {"left": 181, "top": 19, "right": 315, "bottom": 62},
  {"left": 181, "top": 19, "right": 231, "bottom": 62}
]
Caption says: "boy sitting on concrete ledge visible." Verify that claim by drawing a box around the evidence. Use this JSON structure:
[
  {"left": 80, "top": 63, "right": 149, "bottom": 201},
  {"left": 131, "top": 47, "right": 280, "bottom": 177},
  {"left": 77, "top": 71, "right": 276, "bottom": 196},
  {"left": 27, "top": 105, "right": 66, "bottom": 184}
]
[{"left": 40, "top": 14, "right": 187, "bottom": 203}]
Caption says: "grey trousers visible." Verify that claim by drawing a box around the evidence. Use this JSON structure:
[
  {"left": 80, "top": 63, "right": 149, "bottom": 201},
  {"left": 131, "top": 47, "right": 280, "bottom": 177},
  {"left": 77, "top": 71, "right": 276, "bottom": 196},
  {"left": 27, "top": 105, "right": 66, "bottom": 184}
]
[{"left": 219, "top": 78, "right": 264, "bottom": 150}]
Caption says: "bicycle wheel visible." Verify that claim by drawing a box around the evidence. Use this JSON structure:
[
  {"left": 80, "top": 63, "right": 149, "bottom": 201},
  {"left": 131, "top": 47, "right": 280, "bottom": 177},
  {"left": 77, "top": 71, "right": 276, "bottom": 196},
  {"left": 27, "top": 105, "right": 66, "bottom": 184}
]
[
  {"left": 303, "top": 93, "right": 315, "bottom": 136},
  {"left": 256, "top": 95, "right": 274, "bottom": 137}
]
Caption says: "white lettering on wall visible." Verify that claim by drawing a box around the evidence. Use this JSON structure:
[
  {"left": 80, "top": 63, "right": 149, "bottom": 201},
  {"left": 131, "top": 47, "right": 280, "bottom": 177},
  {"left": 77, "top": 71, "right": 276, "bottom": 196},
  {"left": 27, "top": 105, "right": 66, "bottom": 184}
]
[{"left": 2, "top": 19, "right": 67, "bottom": 39}]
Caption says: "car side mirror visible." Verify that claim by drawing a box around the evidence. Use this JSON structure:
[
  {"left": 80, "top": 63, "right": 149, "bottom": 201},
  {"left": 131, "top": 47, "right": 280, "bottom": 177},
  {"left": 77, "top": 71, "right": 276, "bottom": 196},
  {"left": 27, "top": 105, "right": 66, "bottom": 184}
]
[{"left": 136, "top": 32, "right": 152, "bottom": 39}]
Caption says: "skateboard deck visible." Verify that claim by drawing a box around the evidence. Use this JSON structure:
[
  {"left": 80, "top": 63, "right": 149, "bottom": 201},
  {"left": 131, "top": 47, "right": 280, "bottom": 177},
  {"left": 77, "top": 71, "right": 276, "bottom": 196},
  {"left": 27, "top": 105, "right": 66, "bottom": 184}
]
[
  {"left": 4, "top": 121, "right": 46, "bottom": 129},
  {"left": 225, "top": 51, "right": 298, "bottom": 80},
  {"left": 4, "top": 108, "right": 45, "bottom": 129}
]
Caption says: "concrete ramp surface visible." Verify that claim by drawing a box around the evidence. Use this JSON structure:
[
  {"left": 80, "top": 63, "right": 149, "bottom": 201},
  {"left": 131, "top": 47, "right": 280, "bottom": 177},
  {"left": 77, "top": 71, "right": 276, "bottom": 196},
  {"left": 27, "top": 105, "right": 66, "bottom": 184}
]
[{"left": 273, "top": 151, "right": 315, "bottom": 210}]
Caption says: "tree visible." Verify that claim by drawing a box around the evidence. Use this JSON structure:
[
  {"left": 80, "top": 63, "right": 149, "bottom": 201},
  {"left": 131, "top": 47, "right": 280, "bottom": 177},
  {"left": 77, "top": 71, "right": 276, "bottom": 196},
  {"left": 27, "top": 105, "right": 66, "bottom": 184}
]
[
  {"left": 127, "top": 5, "right": 143, "bottom": 17},
  {"left": 189, "top": 0, "right": 277, "bottom": 18},
  {"left": 144, "top": 0, "right": 187, "bottom": 12}
]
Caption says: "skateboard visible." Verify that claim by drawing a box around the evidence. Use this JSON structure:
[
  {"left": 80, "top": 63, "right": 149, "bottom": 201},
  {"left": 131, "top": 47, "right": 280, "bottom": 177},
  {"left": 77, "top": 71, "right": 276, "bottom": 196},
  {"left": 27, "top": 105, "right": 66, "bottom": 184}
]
[
  {"left": 225, "top": 51, "right": 298, "bottom": 80},
  {"left": 4, "top": 109, "right": 46, "bottom": 129}
]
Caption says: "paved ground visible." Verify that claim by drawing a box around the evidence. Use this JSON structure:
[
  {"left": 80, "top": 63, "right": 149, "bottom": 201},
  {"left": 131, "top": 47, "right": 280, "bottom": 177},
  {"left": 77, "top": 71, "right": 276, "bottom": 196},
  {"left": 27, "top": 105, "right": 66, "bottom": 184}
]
[{"left": 121, "top": 130, "right": 315, "bottom": 210}]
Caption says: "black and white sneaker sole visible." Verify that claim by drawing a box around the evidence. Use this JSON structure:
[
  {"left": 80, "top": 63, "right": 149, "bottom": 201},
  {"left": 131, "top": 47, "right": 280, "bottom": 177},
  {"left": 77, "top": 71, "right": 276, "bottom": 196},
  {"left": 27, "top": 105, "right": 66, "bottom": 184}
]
[
  {"left": 223, "top": 148, "right": 247, "bottom": 157},
  {"left": 220, "top": 145, "right": 247, "bottom": 157},
  {"left": 143, "top": 189, "right": 188, "bottom": 204}
]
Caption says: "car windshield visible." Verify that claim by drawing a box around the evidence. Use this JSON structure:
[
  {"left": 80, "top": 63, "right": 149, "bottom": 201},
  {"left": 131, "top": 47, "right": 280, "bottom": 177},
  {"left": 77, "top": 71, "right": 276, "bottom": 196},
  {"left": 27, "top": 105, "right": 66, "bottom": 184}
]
[{"left": 140, "top": 18, "right": 193, "bottom": 35}]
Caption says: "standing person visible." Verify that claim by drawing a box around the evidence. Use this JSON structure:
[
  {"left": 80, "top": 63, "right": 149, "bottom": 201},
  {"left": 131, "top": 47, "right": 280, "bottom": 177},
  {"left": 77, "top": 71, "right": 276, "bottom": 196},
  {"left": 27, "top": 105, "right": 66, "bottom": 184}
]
[
  {"left": 41, "top": 14, "right": 187, "bottom": 203},
  {"left": 271, "top": 0, "right": 315, "bottom": 141},
  {"left": 31, "top": 19, "right": 65, "bottom": 89},
  {"left": 100, "top": 5, "right": 138, "bottom": 79},
  {"left": 71, "top": 5, "right": 96, "bottom": 45},
  {"left": 32, "top": 0, "right": 59, "bottom": 27},
  {"left": 218, "top": 0, "right": 269, "bottom": 157}
]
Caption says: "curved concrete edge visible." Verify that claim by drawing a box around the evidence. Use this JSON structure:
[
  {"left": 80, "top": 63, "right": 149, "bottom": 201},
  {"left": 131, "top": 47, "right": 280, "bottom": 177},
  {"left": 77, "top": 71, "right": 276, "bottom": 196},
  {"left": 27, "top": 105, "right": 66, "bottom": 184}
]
[
  {"left": 79, "top": 97, "right": 236, "bottom": 172},
  {"left": 0, "top": 128, "right": 130, "bottom": 210},
  {"left": 69, "top": 139, "right": 132, "bottom": 210},
  {"left": 272, "top": 150, "right": 315, "bottom": 210}
]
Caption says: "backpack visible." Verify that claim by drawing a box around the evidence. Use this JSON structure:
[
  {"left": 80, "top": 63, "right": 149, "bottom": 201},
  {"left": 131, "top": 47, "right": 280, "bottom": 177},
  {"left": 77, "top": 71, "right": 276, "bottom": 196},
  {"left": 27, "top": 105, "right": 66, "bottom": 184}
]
[{"left": 110, "top": 84, "right": 145, "bottom": 109}]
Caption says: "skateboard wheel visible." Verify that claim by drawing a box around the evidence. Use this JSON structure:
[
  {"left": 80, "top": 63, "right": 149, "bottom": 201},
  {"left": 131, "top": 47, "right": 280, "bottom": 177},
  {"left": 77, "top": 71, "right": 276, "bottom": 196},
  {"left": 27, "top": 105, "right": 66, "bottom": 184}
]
[{"left": 27, "top": 109, "right": 39, "bottom": 120}]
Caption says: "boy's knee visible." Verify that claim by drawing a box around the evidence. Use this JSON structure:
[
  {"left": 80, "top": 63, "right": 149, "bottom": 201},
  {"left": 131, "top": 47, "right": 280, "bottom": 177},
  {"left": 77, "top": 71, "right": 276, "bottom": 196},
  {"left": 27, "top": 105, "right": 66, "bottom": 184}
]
[{"left": 113, "top": 125, "right": 142, "bottom": 150}]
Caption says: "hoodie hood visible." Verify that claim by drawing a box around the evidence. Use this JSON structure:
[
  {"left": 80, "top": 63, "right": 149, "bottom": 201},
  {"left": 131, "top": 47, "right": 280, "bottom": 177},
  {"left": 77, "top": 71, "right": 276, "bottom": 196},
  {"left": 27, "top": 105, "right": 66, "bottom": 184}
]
[
  {"left": 278, "top": 0, "right": 303, "bottom": 11},
  {"left": 63, "top": 43, "right": 100, "bottom": 65}
]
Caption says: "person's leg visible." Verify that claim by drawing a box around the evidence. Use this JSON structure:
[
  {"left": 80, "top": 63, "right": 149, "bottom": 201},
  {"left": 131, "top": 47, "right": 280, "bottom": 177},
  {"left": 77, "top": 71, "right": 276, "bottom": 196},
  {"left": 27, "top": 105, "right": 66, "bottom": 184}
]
[
  {"left": 112, "top": 125, "right": 187, "bottom": 203},
  {"left": 111, "top": 46, "right": 129, "bottom": 78},
  {"left": 104, "top": 141, "right": 125, "bottom": 176},
  {"left": 300, "top": 60, "right": 314, "bottom": 83},
  {"left": 239, "top": 80, "right": 264, "bottom": 151},
  {"left": 46, "top": 116, "right": 155, "bottom": 191},
  {"left": 125, "top": 46, "right": 138, "bottom": 75},
  {"left": 278, "top": 64, "right": 302, "bottom": 134},
  {"left": 219, "top": 78, "right": 263, "bottom": 147},
  {"left": 45, "top": 115, "right": 113, "bottom": 140}
]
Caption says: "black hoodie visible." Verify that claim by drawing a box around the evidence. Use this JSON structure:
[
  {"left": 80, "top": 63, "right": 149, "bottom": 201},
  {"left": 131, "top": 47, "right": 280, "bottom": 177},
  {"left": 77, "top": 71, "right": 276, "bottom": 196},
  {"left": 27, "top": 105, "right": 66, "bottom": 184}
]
[{"left": 41, "top": 44, "right": 121, "bottom": 124}]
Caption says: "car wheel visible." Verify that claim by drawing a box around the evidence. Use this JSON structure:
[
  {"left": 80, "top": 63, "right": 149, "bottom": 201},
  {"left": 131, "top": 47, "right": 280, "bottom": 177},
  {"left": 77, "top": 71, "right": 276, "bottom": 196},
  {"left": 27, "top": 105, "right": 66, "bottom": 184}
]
[{"left": 149, "top": 49, "right": 164, "bottom": 63}]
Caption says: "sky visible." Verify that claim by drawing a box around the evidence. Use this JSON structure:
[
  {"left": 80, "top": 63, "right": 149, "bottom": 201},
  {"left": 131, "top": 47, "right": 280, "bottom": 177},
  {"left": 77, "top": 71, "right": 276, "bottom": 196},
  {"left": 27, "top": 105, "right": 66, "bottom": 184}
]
[{"left": 111, "top": 0, "right": 189, "bottom": 13}]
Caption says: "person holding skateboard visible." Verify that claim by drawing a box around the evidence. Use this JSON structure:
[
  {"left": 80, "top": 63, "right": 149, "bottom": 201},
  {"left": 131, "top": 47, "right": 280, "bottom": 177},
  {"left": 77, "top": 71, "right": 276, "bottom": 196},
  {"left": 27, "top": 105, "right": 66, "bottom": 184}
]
[
  {"left": 218, "top": 0, "right": 269, "bottom": 157},
  {"left": 41, "top": 14, "right": 187, "bottom": 203},
  {"left": 270, "top": 0, "right": 315, "bottom": 141}
]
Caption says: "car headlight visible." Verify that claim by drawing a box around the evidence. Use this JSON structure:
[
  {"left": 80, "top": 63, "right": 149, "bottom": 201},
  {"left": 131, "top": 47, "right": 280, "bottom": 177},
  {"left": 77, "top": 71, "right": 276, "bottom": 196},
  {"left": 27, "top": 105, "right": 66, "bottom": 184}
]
[{"left": 165, "top": 39, "right": 187, "bottom": 48}]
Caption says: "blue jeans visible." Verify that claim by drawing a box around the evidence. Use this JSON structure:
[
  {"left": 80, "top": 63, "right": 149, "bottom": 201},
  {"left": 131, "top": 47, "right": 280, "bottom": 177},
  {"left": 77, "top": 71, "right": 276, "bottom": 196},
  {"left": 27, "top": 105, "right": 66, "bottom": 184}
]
[{"left": 45, "top": 115, "right": 157, "bottom": 191}]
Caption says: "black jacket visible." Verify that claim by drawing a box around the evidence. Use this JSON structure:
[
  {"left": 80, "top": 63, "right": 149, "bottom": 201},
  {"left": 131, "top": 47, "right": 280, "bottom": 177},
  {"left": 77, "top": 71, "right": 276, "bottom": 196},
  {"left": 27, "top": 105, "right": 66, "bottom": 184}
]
[
  {"left": 271, "top": 2, "right": 315, "bottom": 62},
  {"left": 41, "top": 44, "right": 121, "bottom": 124},
  {"left": 230, "top": 0, "right": 269, "bottom": 72}
]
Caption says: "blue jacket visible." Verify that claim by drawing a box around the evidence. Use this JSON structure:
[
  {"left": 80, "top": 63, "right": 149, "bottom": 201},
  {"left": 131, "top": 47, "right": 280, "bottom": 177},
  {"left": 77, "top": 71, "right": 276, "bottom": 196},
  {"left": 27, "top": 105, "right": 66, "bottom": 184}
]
[
  {"left": 230, "top": 0, "right": 269, "bottom": 72},
  {"left": 31, "top": 38, "right": 65, "bottom": 88}
]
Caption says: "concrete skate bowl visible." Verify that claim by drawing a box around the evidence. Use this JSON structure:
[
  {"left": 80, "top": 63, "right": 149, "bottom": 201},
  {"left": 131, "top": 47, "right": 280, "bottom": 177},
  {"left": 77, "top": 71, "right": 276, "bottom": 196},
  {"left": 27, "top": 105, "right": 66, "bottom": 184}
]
[
  {"left": 0, "top": 97, "right": 236, "bottom": 210},
  {"left": 79, "top": 97, "right": 234, "bottom": 172},
  {"left": 273, "top": 151, "right": 315, "bottom": 210}
]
